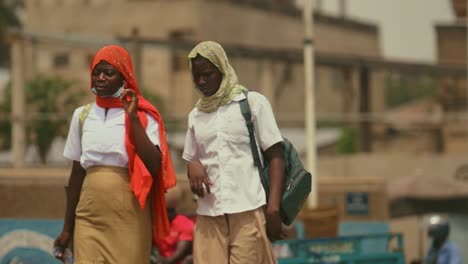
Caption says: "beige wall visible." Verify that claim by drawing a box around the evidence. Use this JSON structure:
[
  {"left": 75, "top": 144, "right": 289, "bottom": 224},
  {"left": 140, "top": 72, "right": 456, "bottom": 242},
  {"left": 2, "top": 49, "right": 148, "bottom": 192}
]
[
  {"left": 198, "top": 2, "right": 381, "bottom": 57},
  {"left": 436, "top": 23, "right": 467, "bottom": 118},
  {"left": 25, "top": 1, "right": 201, "bottom": 39},
  {"left": 315, "top": 67, "right": 346, "bottom": 113},
  {"left": 3, "top": 154, "right": 464, "bottom": 217},
  {"left": 170, "top": 71, "right": 197, "bottom": 121},
  {"left": 141, "top": 47, "right": 172, "bottom": 98},
  {"left": 198, "top": 2, "right": 303, "bottom": 49},
  {"left": 436, "top": 24, "right": 467, "bottom": 65},
  {"left": 275, "top": 63, "right": 306, "bottom": 124},
  {"left": 315, "top": 20, "right": 380, "bottom": 58},
  {"left": 390, "top": 216, "right": 426, "bottom": 263},
  {"left": 443, "top": 122, "right": 468, "bottom": 153},
  {"left": 372, "top": 131, "right": 441, "bottom": 154},
  {"left": 20, "top": 0, "right": 386, "bottom": 128},
  {"left": 318, "top": 153, "right": 467, "bottom": 179},
  {"left": 370, "top": 71, "right": 386, "bottom": 112},
  {"left": 318, "top": 177, "right": 389, "bottom": 221}
]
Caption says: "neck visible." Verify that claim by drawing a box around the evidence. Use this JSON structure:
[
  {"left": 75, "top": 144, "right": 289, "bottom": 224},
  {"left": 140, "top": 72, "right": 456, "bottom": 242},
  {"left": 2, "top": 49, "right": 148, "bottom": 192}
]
[{"left": 433, "top": 237, "right": 447, "bottom": 250}]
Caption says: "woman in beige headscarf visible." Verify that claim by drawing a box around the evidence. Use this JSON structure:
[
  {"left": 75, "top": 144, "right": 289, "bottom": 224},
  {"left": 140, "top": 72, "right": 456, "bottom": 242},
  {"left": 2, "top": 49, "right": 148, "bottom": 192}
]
[{"left": 182, "top": 41, "right": 286, "bottom": 264}]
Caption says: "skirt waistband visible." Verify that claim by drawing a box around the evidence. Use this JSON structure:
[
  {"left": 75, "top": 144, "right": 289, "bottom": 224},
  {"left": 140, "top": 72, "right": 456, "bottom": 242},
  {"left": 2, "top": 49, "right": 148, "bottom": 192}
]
[{"left": 86, "top": 166, "right": 128, "bottom": 174}]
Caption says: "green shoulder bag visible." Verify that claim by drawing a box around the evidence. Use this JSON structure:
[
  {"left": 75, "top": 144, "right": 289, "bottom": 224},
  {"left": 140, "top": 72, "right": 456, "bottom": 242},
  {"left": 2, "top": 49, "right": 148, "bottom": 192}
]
[{"left": 239, "top": 92, "right": 312, "bottom": 225}]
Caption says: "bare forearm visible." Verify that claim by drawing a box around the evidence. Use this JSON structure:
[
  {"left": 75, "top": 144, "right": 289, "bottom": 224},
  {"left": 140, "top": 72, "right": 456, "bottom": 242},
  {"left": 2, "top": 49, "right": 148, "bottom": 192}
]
[
  {"left": 62, "top": 161, "right": 85, "bottom": 233},
  {"left": 265, "top": 143, "right": 285, "bottom": 212},
  {"left": 129, "top": 115, "right": 162, "bottom": 176},
  {"left": 267, "top": 158, "right": 285, "bottom": 211}
]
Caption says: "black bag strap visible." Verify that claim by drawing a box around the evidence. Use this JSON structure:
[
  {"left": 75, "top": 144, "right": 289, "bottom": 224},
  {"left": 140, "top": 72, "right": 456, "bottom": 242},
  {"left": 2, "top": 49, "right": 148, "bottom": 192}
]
[{"left": 239, "top": 91, "right": 270, "bottom": 198}]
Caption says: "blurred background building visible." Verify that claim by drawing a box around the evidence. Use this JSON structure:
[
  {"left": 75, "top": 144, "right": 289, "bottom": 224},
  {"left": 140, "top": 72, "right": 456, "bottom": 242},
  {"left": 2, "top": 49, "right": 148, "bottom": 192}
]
[
  {"left": 0, "top": 0, "right": 466, "bottom": 263},
  {"left": 15, "top": 0, "right": 386, "bottom": 156}
]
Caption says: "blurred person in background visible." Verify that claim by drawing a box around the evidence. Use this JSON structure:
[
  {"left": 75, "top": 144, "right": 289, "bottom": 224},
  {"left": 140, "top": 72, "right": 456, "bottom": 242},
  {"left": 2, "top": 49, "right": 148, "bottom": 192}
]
[
  {"left": 152, "top": 185, "right": 194, "bottom": 264},
  {"left": 424, "top": 216, "right": 462, "bottom": 264},
  {"left": 53, "top": 45, "right": 176, "bottom": 263},
  {"left": 182, "top": 41, "right": 286, "bottom": 264}
]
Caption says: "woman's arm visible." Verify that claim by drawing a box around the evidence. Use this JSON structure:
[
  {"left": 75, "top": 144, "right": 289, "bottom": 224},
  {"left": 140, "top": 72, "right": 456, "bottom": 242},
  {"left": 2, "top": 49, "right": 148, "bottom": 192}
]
[
  {"left": 263, "top": 143, "right": 286, "bottom": 241},
  {"left": 264, "top": 142, "right": 285, "bottom": 215},
  {"left": 121, "top": 89, "right": 162, "bottom": 177},
  {"left": 63, "top": 161, "right": 86, "bottom": 234},
  {"left": 249, "top": 92, "right": 286, "bottom": 240},
  {"left": 128, "top": 114, "right": 162, "bottom": 176},
  {"left": 54, "top": 161, "right": 85, "bottom": 259}
]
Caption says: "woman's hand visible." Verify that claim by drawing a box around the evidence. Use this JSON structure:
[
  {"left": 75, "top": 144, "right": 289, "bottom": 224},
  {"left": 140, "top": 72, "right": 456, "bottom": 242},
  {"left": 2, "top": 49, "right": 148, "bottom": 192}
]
[
  {"left": 187, "top": 161, "right": 212, "bottom": 198},
  {"left": 120, "top": 89, "right": 138, "bottom": 117},
  {"left": 53, "top": 230, "right": 72, "bottom": 262},
  {"left": 265, "top": 209, "right": 288, "bottom": 242}
]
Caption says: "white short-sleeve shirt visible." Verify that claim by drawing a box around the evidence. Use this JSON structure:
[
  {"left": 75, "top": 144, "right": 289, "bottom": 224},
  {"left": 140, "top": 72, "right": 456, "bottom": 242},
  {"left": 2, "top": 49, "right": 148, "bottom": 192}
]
[
  {"left": 63, "top": 103, "right": 160, "bottom": 169},
  {"left": 182, "top": 92, "right": 283, "bottom": 216}
]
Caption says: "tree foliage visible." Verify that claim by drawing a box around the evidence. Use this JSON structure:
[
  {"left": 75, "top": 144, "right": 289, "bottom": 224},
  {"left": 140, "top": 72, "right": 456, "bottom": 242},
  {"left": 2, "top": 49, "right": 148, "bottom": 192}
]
[
  {"left": 335, "top": 127, "right": 357, "bottom": 155},
  {"left": 0, "top": 76, "right": 86, "bottom": 163},
  {"left": 25, "top": 76, "right": 86, "bottom": 163},
  {"left": 0, "top": 1, "right": 21, "bottom": 66}
]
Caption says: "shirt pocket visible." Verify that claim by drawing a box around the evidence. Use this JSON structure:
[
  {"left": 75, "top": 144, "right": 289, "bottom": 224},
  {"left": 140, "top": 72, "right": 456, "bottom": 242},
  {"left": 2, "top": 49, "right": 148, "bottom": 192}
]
[{"left": 220, "top": 106, "right": 250, "bottom": 144}]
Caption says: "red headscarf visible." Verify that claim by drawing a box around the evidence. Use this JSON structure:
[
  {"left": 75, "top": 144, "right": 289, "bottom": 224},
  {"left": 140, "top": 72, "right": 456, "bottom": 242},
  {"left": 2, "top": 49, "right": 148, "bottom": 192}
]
[{"left": 90, "top": 45, "right": 176, "bottom": 242}]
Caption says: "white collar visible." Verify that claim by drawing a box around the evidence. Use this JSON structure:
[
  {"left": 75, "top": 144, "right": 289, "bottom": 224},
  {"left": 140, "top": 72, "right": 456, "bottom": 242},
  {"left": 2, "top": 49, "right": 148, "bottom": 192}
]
[{"left": 231, "top": 92, "right": 247, "bottom": 102}]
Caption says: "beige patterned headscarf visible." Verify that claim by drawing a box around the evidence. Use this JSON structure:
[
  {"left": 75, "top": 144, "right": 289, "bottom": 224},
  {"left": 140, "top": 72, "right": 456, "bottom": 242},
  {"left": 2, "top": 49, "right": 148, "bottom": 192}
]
[{"left": 188, "top": 41, "right": 247, "bottom": 113}]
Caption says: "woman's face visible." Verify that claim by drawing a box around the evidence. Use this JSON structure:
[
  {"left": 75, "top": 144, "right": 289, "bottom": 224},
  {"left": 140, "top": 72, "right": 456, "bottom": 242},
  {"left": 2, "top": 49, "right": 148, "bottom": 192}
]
[
  {"left": 91, "top": 60, "right": 124, "bottom": 97},
  {"left": 191, "top": 56, "right": 222, "bottom": 97}
]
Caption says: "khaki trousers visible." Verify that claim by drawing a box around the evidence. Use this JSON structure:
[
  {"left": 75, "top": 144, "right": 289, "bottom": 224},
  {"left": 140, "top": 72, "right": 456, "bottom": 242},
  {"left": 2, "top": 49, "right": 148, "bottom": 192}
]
[{"left": 193, "top": 207, "right": 277, "bottom": 264}]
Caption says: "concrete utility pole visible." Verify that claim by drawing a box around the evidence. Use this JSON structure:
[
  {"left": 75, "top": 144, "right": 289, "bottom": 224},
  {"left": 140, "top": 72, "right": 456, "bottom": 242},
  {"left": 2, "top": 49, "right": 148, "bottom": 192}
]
[
  {"left": 338, "top": 0, "right": 347, "bottom": 18},
  {"left": 130, "top": 28, "right": 142, "bottom": 86},
  {"left": 10, "top": 33, "right": 26, "bottom": 168},
  {"left": 303, "top": 0, "right": 317, "bottom": 208}
]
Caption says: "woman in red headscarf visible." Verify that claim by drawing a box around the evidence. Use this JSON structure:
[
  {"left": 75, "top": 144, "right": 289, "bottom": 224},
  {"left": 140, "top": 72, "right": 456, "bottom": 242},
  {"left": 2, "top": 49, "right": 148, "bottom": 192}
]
[{"left": 53, "top": 45, "right": 176, "bottom": 264}]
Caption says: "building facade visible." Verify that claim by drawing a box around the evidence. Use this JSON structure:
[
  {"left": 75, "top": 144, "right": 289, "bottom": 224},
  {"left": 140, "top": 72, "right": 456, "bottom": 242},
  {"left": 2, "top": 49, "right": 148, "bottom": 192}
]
[{"left": 20, "top": 0, "right": 384, "bottom": 127}]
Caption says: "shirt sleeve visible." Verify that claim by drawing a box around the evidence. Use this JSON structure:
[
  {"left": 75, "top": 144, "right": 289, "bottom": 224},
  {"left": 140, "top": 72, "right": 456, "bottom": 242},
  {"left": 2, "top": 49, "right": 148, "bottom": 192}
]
[
  {"left": 448, "top": 243, "right": 462, "bottom": 264},
  {"left": 249, "top": 92, "right": 283, "bottom": 151},
  {"left": 182, "top": 111, "right": 198, "bottom": 161},
  {"left": 63, "top": 107, "right": 83, "bottom": 162},
  {"left": 145, "top": 113, "right": 160, "bottom": 147}
]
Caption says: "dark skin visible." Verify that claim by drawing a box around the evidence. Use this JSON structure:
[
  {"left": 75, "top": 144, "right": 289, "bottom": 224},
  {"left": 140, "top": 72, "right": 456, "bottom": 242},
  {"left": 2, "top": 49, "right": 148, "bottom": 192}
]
[
  {"left": 433, "top": 235, "right": 448, "bottom": 250},
  {"left": 53, "top": 161, "right": 85, "bottom": 261},
  {"left": 187, "top": 56, "right": 287, "bottom": 241},
  {"left": 153, "top": 209, "right": 193, "bottom": 264},
  {"left": 191, "top": 55, "right": 223, "bottom": 97},
  {"left": 53, "top": 60, "right": 162, "bottom": 262},
  {"left": 428, "top": 228, "right": 448, "bottom": 250}
]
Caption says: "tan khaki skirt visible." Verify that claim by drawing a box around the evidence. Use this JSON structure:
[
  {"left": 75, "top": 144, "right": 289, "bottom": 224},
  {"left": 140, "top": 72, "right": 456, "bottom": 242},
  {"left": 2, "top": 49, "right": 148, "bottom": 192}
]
[{"left": 73, "top": 166, "right": 152, "bottom": 264}]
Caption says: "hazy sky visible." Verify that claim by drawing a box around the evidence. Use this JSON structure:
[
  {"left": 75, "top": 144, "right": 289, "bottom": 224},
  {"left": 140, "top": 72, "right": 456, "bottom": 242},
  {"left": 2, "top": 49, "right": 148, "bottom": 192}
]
[{"left": 310, "top": 0, "right": 455, "bottom": 63}]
